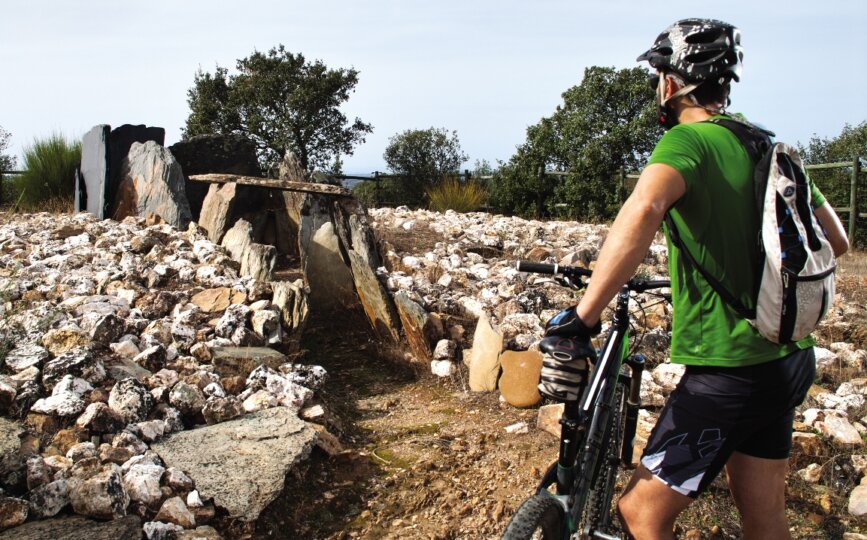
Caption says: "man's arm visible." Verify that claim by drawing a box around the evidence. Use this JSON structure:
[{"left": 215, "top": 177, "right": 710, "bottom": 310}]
[
  {"left": 814, "top": 202, "right": 849, "bottom": 257},
  {"left": 575, "top": 163, "right": 686, "bottom": 326}
]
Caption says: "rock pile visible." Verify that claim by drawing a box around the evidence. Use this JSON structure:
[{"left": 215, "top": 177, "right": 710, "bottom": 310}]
[
  {"left": 368, "top": 206, "right": 867, "bottom": 518},
  {"left": 0, "top": 212, "right": 331, "bottom": 537}
]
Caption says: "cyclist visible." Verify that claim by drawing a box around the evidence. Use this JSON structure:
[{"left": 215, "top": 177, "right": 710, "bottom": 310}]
[{"left": 540, "top": 18, "right": 849, "bottom": 539}]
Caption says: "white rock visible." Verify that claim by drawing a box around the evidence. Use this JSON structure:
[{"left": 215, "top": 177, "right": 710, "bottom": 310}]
[
  {"left": 816, "top": 415, "right": 864, "bottom": 446},
  {"left": 431, "top": 360, "right": 457, "bottom": 378},
  {"left": 797, "top": 463, "right": 823, "bottom": 483},
  {"left": 186, "top": 489, "right": 204, "bottom": 508},
  {"left": 123, "top": 463, "right": 165, "bottom": 506},
  {"left": 504, "top": 422, "right": 529, "bottom": 434}
]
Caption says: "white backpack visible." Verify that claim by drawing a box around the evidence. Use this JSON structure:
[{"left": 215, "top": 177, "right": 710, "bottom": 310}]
[{"left": 666, "top": 118, "right": 836, "bottom": 344}]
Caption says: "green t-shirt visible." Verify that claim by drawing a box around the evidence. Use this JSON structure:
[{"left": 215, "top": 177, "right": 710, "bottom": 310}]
[{"left": 648, "top": 115, "right": 823, "bottom": 367}]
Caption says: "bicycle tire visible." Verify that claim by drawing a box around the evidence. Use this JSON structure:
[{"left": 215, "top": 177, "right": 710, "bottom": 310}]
[
  {"left": 582, "top": 383, "right": 627, "bottom": 536},
  {"left": 501, "top": 494, "right": 566, "bottom": 540}
]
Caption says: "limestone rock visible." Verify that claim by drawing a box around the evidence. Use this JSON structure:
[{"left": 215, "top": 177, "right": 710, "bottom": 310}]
[
  {"left": 143, "top": 521, "right": 183, "bottom": 540},
  {"left": 123, "top": 463, "right": 165, "bottom": 507},
  {"left": 0, "top": 496, "right": 28, "bottom": 530},
  {"left": 202, "top": 396, "right": 244, "bottom": 425},
  {"left": 498, "top": 350, "right": 543, "bottom": 408},
  {"left": 210, "top": 346, "right": 286, "bottom": 379},
  {"left": 650, "top": 363, "right": 685, "bottom": 395},
  {"left": 4, "top": 344, "right": 49, "bottom": 372},
  {"left": 468, "top": 315, "right": 504, "bottom": 392},
  {"left": 28, "top": 478, "right": 69, "bottom": 518},
  {"left": 151, "top": 407, "right": 317, "bottom": 521},
  {"left": 168, "top": 382, "right": 205, "bottom": 419},
  {"left": 537, "top": 403, "right": 564, "bottom": 438},
  {"left": 190, "top": 287, "right": 246, "bottom": 313},
  {"left": 67, "top": 462, "right": 129, "bottom": 519},
  {"left": 816, "top": 415, "right": 863, "bottom": 447},
  {"left": 42, "top": 349, "right": 105, "bottom": 392},
  {"left": 41, "top": 327, "right": 90, "bottom": 357},
  {"left": 850, "top": 485, "right": 867, "bottom": 516},
  {"left": 431, "top": 360, "right": 457, "bottom": 377},
  {"left": 77, "top": 402, "right": 126, "bottom": 433},
  {"left": 108, "top": 378, "right": 154, "bottom": 424}
]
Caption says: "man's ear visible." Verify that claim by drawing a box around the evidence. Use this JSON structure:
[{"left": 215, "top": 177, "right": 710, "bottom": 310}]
[{"left": 663, "top": 74, "right": 681, "bottom": 101}]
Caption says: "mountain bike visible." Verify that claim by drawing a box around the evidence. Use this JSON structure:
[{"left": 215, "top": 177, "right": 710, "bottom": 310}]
[{"left": 502, "top": 261, "right": 670, "bottom": 540}]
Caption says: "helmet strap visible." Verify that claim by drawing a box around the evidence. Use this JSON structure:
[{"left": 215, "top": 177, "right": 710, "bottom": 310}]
[{"left": 657, "top": 73, "right": 699, "bottom": 129}]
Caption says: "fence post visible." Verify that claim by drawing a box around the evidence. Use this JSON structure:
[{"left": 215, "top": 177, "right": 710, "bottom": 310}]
[
  {"left": 618, "top": 167, "right": 626, "bottom": 204},
  {"left": 0, "top": 170, "right": 3, "bottom": 207},
  {"left": 373, "top": 171, "right": 380, "bottom": 207},
  {"left": 850, "top": 157, "right": 861, "bottom": 246}
]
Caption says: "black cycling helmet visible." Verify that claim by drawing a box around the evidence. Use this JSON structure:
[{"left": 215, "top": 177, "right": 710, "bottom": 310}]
[{"left": 637, "top": 18, "right": 743, "bottom": 84}]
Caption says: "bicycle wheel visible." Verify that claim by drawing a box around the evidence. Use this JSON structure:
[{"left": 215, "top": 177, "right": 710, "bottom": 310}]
[
  {"left": 501, "top": 494, "right": 566, "bottom": 540},
  {"left": 582, "top": 383, "right": 627, "bottom": 536}
]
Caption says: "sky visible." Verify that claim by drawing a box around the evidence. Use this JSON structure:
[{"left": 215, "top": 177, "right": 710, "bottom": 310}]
[{"left": 2, "top": 0, "right": 865, "bottom": 175}]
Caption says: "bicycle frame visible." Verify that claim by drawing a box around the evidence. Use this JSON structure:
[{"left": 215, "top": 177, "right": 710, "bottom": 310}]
[
  {"left": 518, "top": 265, "right": 669, "bottom": 539},
  {"left": 537, "top": 284, "right": 640, "bottom": 536}
]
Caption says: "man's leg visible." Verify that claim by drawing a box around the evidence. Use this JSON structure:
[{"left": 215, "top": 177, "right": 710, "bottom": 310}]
[
  {"left": 617, "top": 464, "right": 693, "bottom": 540},
  {"left": 724, "top": 451, "right": 791, "bottom": 540}
]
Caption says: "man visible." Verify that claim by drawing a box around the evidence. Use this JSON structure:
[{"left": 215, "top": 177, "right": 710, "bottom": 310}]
[{"left": 540, "top": 18, "right": 849, "bottom": 539}]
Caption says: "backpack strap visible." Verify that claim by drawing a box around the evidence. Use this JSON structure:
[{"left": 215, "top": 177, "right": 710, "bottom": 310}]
[
  {"left": 663, "top": 214, "right": 756, "bottom": 320},
  {"left": 662, "top": 116, "right": 773, "bottom": 321}
]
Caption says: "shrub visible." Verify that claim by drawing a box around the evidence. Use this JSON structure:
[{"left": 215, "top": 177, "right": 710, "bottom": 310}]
[
  {"left": 13, "top": 134, "right": 80, "bottom": 210},
  {"left": 426, "top": 177, "right": 486, "bottom": 213}
]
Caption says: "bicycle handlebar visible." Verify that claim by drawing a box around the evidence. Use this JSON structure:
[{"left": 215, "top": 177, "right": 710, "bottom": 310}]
[{"left": 515, "top": 261, "right": 670, "bottom": 292}]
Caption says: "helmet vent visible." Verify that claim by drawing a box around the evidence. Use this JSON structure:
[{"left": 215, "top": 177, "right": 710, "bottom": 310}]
[{"left": 685, "top": 27, "right": 724, "bottom": 44}]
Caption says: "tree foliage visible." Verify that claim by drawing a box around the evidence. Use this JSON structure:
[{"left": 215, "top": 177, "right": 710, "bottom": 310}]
[
  {"left": 798, "top": 121, "right": 867, "bottom": 246},
  {"left": 489, "top": 66, "right": 661, "bottom": 219},
  {"left": 183, "top": 45, "right": 372, "bottom": 173},
  {"left": 382, "top": 127, "right": 468, "bottom": 206},
  {"left": 0, "top": 126, "right": 15, "bottom": 171}
]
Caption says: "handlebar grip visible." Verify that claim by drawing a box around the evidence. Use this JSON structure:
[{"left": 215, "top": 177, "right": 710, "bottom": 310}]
[
  {"left": 516, "top": 261, "right": 558, "bottom": 274},
  {"left": 643, "top": 280, "right": 671, "bottom": 289}
]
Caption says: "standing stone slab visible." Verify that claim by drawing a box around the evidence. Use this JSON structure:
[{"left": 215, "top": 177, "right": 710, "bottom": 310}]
[
  {"left": 151, "top": 407, "right": 317, "bottom": 521},
  {"left": 112, "top": 141, "right": 192, "bottom": 229},
  {"left": 168, "top": 133, "right": 260, "bottom": 221},
  {"left": 306, "top": 221, "right": 357, "bottom": 313},
  {"left": 107, "top": 124, "right": 165, "bottom": 215},
  {"left": 468, "top": 315, "right": 504, "bottom": 392},
  {"left": 79, "top": 125, "right": 110, "bottom": 217}
]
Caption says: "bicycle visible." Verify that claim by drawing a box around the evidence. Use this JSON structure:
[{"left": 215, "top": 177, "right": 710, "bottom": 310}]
[{"left": 501, "top": 261, "right": 670, "bottom": 540}]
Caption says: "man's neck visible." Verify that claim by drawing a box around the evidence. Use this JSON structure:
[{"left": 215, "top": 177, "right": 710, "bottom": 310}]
[{"left": 676, "top": 105, "right": 714, "bottom": 125}]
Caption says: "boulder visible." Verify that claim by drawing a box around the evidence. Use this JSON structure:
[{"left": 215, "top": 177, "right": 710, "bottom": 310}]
[
  {"left": 123, "top": 463, "right": 165, "bottom": 507},
  {"left": 468, "top": 315, "right": 504, "bottom": 392},
  {"left": 498, "top": 350, "right": 543, "bottom": 408},
  {"left": 42, "top": 349, "right": 105, "bottom": 392},
  {"left": 151, "top": 407, "right": 317, "bottom": 521},
  {"left": 112, "top": 141, "right": 192, "bottom": 229}
]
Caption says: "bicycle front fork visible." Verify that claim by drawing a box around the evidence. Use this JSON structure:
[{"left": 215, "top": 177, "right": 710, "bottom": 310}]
[{"left": 620, "top": 354, "right": 646, "bottom": 466}]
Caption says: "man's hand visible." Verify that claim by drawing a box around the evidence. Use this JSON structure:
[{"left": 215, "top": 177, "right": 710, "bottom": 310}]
[
  {"left": 544, "top": 306, "right": 601, "bottom": 338},
  {"left": 538, "top": 336, "right": 596, "bottom": 401}
]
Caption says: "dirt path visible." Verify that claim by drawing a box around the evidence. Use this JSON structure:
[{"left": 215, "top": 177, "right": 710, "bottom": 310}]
[{"left": 251, "top": 320, "right": 555, "bottom": 540}]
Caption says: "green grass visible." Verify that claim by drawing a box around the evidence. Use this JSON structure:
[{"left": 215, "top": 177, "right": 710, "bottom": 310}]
[
  {"left": 426, "top": 177, "right": 486, "bottom": 212},
  {"left": 13, "top": 133, "right": 80, "bottom": 211}
]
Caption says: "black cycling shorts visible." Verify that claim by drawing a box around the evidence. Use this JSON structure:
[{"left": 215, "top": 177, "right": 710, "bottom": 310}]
[{"left": 640, "top": 347, "right": 815, "bottom": 498}]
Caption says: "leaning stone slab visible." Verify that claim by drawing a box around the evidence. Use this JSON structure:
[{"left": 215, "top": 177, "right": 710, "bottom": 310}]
[
  {"left": 394, "top": 292, "right": 435, "bottom": 361},
  {"left": 0, "top": 514, "right": 141, "bottom": 539},
  {"left": 151, "top": 407, "right": 317, "bottom": 521},
  {"left": 210, "top": 347, "right": 287, "bottom": 379}
]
